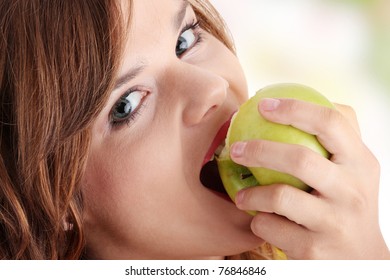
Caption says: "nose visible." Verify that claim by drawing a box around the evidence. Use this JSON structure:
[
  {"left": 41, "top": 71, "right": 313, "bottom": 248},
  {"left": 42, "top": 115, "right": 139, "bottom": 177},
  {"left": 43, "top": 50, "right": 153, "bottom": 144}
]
[{"left": 166, "top": 63, "right": 229, "bottom": 126}]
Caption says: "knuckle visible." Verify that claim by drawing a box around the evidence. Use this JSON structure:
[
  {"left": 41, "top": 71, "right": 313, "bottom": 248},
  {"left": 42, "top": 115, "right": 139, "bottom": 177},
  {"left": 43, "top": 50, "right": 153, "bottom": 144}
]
[
  {"left": 344, "top": 104, "right": 357, "bottom": 119},
  {"left": 356, "top": 147, "right": 381, "bottom": 183},
  {"left": 359, "top": 152, "right": 381, "bottom": 188},
  {"left": 320, "top": 107, "right": 345, "bottom": 129},
  {"left": 336, "top": 104, "right": 357, "bottom": 122},
  {"left": 269, "top": 184, "right": 291, "bottom": 212},
  {"left": 251, "top": 213, "right": 267, "bottom": 235},
  {"left": 327, "top": 220, "right": 350, "bottom": 248},
  {"left": 246, "top": 140, "right": 265, "bottom": 163},
  {"left": 335, "top": 103, "right": 361, "bottom": 135},
  {"left": 284, "top": 99, "right": 302, "bottom": 116},
  {"left": 304, "top": 245, "right": 324, "bottom": 260},
  {"left": 323, "top": 207, "right": 345, "bottom": 235},
  {"left": 293, "top": 237, "right": 317, "bottom": 259},
  {"left": 367, "top": 152, "right": 381, "bottom": 176},
  {"left": 337, "top": 103, "right": 356, "bottom": 117},
  {"left": 242, "top": 187, "right": 257, "bottom": 206},
  {"left": 292, "top": 148, "right": 315, "bottom": 172},
  {"left": 348, "top": 190, "right": 368, "bottom": 212},
  {"left": 300, "top": 246, "right": 316, "bottom": 260}
]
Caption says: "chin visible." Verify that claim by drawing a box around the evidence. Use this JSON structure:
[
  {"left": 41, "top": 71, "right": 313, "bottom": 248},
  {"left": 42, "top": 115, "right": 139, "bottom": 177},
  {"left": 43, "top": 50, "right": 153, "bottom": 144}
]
[{"left": 188, "top": 187, "right": 263, "bottom": 252}]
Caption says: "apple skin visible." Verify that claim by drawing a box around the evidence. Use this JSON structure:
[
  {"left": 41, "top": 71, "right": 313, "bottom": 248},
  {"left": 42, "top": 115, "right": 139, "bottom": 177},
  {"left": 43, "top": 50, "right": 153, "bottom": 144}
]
[{"left": 217, "top": 83, "right": 334, "bottom": 205}]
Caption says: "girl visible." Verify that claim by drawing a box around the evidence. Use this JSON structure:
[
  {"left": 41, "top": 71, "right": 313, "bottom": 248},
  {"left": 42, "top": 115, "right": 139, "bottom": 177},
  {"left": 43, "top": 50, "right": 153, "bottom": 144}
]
[{"left": 0, "top": 0, "right": 389, "bottom": 259}]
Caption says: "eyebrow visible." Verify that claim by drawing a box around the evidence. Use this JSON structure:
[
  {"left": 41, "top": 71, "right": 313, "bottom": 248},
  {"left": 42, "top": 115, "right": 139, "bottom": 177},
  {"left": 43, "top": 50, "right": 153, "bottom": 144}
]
[
  {"left": 113, "top": 0, "right": 189, "bottom": 90},
  {"left": 113, "top": 63, "right": 146, "bottom": 90}
]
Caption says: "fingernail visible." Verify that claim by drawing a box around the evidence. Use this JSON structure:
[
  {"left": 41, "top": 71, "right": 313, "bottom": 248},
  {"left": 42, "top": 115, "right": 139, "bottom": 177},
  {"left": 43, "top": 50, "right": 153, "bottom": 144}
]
[
  {"left": 231, "top": 142, "right": 246, "bottom": 158},
  {"left": 260, "top": 98, "right": 280, "bottom": 111}
]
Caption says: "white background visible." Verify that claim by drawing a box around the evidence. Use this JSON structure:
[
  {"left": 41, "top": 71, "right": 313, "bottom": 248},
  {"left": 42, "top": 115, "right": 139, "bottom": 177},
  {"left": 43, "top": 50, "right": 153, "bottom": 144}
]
[
  {"left": 1, "top": 260, "right": 389, "bottom": 279},
  {"left": 211, "top": 0, "right": 390, "bottom": 246}
]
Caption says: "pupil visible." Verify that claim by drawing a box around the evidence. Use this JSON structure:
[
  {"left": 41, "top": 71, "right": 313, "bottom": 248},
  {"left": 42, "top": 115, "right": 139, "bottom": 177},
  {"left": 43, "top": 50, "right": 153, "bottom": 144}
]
[
  {"left": 116, "top": 100, "right": 131, "bottom": 118},
  {"left": 176, "top": 37, "right": 187, "bottom": 55}
]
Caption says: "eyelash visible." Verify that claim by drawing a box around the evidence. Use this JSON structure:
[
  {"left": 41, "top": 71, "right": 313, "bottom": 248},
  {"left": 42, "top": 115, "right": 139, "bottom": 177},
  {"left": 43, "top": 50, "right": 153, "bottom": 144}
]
[
  {"left": 178, "top": 19, "right": 204, "bottom": 57},
  {"left": 183, "top": 19, "right": 201, "bottom": 35},
  {"left": 110, "top": 88, "right": 147, "bottom": 129},
  {"left": 111, "top": 104, "right": 145, "bottom": 128}
]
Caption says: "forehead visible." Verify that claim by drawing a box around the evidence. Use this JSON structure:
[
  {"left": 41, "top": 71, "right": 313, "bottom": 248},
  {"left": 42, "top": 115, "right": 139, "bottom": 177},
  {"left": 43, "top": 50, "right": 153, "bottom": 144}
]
[
  {"left": 125, "top": 0, "right": 188, "bottom": 35},
  {"left": 118, "top": 0, "right": 191, "bottom": 70}
]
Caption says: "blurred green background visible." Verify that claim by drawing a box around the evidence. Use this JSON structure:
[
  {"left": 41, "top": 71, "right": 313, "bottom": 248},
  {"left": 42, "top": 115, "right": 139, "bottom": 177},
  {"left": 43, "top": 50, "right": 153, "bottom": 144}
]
[{"left": 211, "top": 0, "right": 390, "bottom": 245}]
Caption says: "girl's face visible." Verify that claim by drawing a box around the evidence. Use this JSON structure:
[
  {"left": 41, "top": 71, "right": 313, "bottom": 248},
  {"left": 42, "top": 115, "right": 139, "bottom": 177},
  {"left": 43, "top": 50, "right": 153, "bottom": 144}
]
[{"left": 82, "top": 0, "right": 263, "bottom": 259}]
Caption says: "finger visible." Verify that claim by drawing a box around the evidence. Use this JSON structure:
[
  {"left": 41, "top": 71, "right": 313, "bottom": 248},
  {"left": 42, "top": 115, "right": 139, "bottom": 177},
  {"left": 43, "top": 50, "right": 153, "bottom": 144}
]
[
  {"left": 231, "top": 140, "right": 339, "bottom": 195},
  {"left": 236, "top": 184, "right": 330, "bottom": 230},
  {"left": 259, "top": 98, "right": 363, "bottom": 161},
  {"left": 250, "top": 212, "right": 314, "bottom": 259},
  {"left": 334, "top": 103, "right": 361, "bottom": 136}
]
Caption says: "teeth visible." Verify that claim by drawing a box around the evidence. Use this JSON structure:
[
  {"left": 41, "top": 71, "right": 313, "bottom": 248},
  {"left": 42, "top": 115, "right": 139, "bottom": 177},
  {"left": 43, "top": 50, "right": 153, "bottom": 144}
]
[
  {"left": 214, "top": 140, "right": 226, "bottom": 157},
  {"left": 209, "top": 154, "right": 215, "bottom": 162}
]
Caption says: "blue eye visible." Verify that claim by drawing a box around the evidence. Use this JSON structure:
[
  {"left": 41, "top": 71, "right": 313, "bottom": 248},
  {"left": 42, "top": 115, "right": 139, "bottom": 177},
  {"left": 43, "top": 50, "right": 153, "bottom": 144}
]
[
  {"left": 111, "top": 90, "right": 145, "bottom": 125},
  {"left": 176, "top": 29, "right": 196, "bottom": 57},
  {"left": 176, "top": 21, "right": 201, "bottom": 57}
]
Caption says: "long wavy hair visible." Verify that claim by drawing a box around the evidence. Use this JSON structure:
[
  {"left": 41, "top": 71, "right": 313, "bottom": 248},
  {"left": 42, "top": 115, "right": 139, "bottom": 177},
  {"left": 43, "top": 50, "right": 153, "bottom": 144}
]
[
  {"left": 0, "top": 0, "right": 250, "bottom": 259},
  {"left": 0, "top": 0, "right": 126, "bottom": 259}
]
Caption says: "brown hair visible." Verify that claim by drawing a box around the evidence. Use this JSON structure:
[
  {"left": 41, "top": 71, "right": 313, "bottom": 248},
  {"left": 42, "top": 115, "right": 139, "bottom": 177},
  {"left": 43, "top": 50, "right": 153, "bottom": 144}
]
[
  {"left": 189, "top": 0, "right": 235, "bottom": 53},
  {"left": 0, "top": 0, "right": 125, "bottom": 259},
  {"left": 0, "top": 0, "right": 239, "bottom": 259}
]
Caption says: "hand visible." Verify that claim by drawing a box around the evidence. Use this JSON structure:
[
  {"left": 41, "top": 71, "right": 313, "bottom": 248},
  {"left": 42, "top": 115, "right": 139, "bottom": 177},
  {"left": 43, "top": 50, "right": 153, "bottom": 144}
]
[{"left": 230, "top": 98, "right": 390, "bottom": 259}]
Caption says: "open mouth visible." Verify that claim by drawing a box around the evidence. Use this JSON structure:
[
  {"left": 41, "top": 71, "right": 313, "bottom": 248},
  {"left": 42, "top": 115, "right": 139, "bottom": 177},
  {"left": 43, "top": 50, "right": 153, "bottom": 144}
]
[
  {"left": 200, "top": 142, "right": 227, "bottom": 196},
  {"left": 199, "top": 117, "right": 232, "bottom": 198}
]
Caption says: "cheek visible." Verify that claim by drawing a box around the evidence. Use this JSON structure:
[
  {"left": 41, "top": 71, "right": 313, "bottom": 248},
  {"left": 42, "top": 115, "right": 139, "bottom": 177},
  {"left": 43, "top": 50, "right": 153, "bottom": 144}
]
[
  {"left": 82, "top": 150, "right": 139, "bottom": 227},
  {"left": 83, "top": 149, "right": 152, "bottom": 215},
  {"left": 82, "top": 132, "right": 181, "bottom": 228}
]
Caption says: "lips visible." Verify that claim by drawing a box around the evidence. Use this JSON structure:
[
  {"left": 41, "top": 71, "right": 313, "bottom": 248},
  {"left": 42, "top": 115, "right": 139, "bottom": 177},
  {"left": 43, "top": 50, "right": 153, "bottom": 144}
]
[
  {"left": 199, "top": 114, "right": 236, "bottom": 200},
  {"left": 202, "top": 115, "right": 232, "bottom": 167}
]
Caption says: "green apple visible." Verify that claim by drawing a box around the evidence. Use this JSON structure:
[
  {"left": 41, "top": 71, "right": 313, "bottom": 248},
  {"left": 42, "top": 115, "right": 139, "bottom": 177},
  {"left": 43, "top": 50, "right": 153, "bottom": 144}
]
[{"left": 217, "top": 83, "right": 334, "bottom": 206}]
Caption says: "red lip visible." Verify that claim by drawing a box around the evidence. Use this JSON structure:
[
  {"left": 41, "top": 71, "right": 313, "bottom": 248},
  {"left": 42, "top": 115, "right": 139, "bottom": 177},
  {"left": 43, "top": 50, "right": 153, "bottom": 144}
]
[{"left": 202, "top": 114, "right": 234, "bottom": 167}]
